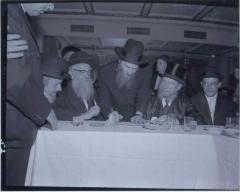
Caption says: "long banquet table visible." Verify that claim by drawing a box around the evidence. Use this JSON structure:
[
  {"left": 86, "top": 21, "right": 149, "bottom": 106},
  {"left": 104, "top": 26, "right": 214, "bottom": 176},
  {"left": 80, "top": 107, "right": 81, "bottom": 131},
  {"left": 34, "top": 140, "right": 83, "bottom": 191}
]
[{"left": 25, "top": 121, "right": 239, "bottom": 189}]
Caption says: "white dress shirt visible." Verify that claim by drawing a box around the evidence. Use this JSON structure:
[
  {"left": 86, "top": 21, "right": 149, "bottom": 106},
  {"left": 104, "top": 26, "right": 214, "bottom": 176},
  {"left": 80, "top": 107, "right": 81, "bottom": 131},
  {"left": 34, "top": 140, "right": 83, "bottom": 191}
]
[
  {"left": 205, "top": 94, "right": 218, "bottom": 122},
  {"left": 162, "top": 98, "right": 172, "bottom": 107}
]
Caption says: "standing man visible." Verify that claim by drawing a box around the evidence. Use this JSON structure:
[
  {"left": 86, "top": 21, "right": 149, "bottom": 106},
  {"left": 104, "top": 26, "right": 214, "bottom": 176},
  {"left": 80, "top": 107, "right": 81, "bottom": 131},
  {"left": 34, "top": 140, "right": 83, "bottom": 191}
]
[
  {"left": 150, "top": 55, "right": 170, "bottom": 93},
  {"left": 191, "top": 68, "right": 236, "bottom": 125},
  {"left": 5, "top": 3, "right": 55, "bottom": 186},
  {"left": 97, "top": 39, "right": 153, "bottom": 123}
]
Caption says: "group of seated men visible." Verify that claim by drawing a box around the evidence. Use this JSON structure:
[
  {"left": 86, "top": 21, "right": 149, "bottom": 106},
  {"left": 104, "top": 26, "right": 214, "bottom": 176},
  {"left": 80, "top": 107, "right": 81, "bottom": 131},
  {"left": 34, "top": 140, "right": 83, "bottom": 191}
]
[{"left": 43, "top": 38, "right": 237, "bottom": 126}]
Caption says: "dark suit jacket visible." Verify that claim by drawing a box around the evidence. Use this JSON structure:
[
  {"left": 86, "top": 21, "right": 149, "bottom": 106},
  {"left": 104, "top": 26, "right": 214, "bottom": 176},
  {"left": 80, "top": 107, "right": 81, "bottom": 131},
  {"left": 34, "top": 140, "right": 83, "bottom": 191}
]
[
  {"left": 6, "top": 4, "right": 51, "bottom": 148},
  {"left": 53, "top": 82, "right": 96, "bottom": 120},
  {"left": 190, "top": 92, "right": 236, "bottom": 125},
  {"left": 97, "top": 61, "right": 153, "bottom": 121},
  {"left": 145, "top": 94, "right": 203, "bottom": 124}
]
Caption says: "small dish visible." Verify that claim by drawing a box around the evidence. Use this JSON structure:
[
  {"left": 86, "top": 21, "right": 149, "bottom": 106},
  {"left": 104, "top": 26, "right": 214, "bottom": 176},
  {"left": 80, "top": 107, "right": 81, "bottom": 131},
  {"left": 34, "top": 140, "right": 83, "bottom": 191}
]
[
  {"left": 202, "top": 127, "right": 224, "bottom": 134},
  {"left": 142, "top": 122, "right": 170, "bottom": 130}
]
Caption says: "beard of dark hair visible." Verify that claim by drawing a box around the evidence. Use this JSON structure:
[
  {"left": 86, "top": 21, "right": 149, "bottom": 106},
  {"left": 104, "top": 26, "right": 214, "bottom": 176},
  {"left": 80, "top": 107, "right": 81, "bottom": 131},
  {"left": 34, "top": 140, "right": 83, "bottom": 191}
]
[
  {"left": 115, "top": 66, "right": 137, "bottom": 89},
  {"left": 72, "top": 78, "right": 94, "bottom": 102}
]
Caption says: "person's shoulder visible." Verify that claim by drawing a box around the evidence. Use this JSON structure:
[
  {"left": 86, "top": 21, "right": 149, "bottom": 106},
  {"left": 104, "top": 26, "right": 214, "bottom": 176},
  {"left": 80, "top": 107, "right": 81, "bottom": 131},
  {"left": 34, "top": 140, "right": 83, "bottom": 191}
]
[
  {"left": 218, "top": 93, "right": 234, "bottom": 104},
  {"left": 190, "top": 92, "right": 202, "bottom": 100}
]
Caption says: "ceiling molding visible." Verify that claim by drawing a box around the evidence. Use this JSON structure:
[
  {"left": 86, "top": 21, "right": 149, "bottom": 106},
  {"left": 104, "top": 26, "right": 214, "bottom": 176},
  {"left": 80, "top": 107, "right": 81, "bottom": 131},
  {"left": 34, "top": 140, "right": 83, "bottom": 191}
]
[
  {"left": 83, "top": 2, "right": 95, "bottom": 15},
  {"left": 140, "top": 3, "right": 152, "bottom": 17},
  {"left": 192, "top": 6, "right": 216, "bottom": 21}
]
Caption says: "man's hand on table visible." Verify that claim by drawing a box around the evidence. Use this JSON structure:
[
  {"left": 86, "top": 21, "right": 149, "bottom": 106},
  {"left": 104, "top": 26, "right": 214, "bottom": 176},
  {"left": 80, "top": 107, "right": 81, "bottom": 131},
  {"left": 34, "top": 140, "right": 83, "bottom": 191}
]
[
  {"left": 72, "top": 105, "right": 100, "bottom": 126},
  {"left": 131, "top": 112, "right": 146, "bottom": 125},
  {"left": 106, "top": 111, "right": 123, "bottom": 126},
  {"left": 46, "top": 109, "right": 58, "bottom": 130}
]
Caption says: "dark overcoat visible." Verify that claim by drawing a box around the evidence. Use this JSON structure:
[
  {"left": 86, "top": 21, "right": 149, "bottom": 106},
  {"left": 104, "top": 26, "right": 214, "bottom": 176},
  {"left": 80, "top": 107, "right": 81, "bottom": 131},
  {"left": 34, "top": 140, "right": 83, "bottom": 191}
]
[
  {"left": 97, "top": 61, "right": 153, "bottom": 121},
  {"left": 190, "top": 92, "right": 236, "bottom": 125},
  {"left": 5, "top": 4, "right": 51, "bottom": 186},
  {"left": 145, "top": 93, "right": 203, "bottom": 124},
  {"left": 53, "top": 82, "right": 96, "bottom": 120}
]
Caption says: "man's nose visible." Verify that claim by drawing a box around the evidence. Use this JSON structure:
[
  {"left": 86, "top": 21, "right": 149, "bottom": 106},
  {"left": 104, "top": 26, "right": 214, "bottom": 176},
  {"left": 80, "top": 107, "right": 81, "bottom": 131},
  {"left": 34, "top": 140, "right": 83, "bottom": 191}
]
[{"left": 57, "top": 84, "right": 62, "bottom": 92}]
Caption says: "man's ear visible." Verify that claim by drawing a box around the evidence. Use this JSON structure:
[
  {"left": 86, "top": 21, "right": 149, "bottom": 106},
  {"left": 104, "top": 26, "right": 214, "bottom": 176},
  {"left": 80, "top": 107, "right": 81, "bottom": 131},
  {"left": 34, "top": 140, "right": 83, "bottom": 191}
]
[
  {"left": 68, "top": 70, "right": 74, "bottom": 79},
  {"left": 218, "top": 82, "right": 222, "bottom": 88},
  {"left": 200, "top": 81, "right": 203, "bottom": 87}
]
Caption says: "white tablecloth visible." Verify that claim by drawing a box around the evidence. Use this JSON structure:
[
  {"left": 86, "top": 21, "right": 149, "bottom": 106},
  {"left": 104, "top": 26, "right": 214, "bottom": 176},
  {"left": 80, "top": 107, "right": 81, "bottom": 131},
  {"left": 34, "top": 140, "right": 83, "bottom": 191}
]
[{"left": 25, "top": 121, "right": 239, "bottom": 189}]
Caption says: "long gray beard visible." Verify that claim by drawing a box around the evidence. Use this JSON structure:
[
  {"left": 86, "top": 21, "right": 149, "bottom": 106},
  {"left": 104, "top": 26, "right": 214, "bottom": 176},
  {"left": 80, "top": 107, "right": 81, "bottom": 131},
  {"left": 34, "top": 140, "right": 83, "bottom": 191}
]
[
  {"left": 115, "top": 70, "right": 136, "bottom": 90},
  {"left": 72, "top": 80, "right": 94, "bottom": 102}
]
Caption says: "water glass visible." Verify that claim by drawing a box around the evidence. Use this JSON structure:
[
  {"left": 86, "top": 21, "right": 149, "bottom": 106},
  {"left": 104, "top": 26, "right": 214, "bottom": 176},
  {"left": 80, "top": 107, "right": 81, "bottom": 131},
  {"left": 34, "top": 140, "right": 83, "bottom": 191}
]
[
  {"left": 184, "top": 116, "right": 196, "bottom": 132},
  {"left": 225, "top": 117, "right": 236, "bottom": 129}
]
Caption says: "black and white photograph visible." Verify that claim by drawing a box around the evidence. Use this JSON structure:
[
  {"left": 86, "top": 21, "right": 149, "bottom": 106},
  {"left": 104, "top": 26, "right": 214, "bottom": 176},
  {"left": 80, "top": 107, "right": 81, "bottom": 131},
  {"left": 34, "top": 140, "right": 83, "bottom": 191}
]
[{"left": 1, "top": 0, "right": 239, "bottom": 190}]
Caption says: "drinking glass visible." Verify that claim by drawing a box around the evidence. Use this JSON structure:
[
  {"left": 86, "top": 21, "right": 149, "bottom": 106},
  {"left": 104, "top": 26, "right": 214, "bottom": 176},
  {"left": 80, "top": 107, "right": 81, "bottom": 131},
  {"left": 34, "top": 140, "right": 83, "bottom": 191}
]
[
  {"left": 225, "top": 117, "right": 236, "bottom": 129},
  {"left": 184, "top": 116, "right": 194, "bottom": 132}
]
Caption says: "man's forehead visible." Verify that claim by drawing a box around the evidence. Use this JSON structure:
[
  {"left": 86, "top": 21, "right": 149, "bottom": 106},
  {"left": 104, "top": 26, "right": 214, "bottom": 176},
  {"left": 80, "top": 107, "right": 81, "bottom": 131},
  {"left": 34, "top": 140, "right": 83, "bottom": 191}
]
[
  {"left": 162, "top": 77, "right": 178, "bottom": 84},
  {"left": 202, "top": 77, "right": 219, "bottom": 83},
  {"left": 44, "top": 76, "right": 62, "bottom": 83},
  {"left": 71, "top": 63, "right": 91, "bottom": 70},
  {"left": 120, "top": 60, "right": 138, "bottom": 69}
]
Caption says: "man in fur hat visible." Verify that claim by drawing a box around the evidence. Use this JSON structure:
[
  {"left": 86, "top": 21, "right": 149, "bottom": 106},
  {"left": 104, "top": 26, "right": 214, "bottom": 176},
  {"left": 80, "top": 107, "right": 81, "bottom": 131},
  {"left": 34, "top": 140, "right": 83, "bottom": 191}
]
[
  {"left": 97, "top": 39, "right": 153, "bottom": 123},
  {"left": 191, "top": 67, "right": 236, "bottom": 125},
  {"left": 53, "top": 52, "right": 100, "bottom": 125},
  {"left": 145, "top": 63, "right": 201, "bottom": 124}
]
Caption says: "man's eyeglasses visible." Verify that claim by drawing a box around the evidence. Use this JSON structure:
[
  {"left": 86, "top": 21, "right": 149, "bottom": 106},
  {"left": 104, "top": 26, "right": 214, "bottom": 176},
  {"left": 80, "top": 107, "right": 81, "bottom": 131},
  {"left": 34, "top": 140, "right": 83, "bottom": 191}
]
[{"left": 72, "top": 69, "right": 93, "bottom": 76}]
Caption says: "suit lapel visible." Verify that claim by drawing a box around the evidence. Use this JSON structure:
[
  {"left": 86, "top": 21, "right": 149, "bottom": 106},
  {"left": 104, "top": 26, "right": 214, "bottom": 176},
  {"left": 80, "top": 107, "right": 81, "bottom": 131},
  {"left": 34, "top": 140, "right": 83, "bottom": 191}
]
[
  {"left": 214, "top": 94, "right": 221, "bottom": 125},
  {"left": 200, "top": 93, "right": 213, "bottom": 124}
]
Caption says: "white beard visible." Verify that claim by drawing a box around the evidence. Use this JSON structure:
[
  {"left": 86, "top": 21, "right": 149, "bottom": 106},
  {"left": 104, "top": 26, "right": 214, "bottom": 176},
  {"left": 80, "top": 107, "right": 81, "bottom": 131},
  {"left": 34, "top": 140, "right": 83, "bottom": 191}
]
[{"left": 72, "top": 79, "right": 94, "bottom": 102}]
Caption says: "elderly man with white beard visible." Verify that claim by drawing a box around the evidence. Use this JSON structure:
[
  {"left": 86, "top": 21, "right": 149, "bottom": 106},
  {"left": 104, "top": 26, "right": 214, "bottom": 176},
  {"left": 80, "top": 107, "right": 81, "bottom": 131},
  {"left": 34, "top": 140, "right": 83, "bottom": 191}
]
[{"left": 53, "top": 52, "right": 100, "bottom": 125}]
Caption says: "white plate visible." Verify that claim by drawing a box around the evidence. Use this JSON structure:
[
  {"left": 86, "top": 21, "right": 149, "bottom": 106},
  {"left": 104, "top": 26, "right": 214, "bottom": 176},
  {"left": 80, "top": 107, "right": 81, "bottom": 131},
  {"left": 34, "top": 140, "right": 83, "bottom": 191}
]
[
  {"left": 202, "top": 127, "right": 224, "bottom": 134},
  {"left": 222, "top": 128, "right": 239, "bottom": 138},
  {"left": 142, "top": 123, "right": 170, "bottom": 130}
]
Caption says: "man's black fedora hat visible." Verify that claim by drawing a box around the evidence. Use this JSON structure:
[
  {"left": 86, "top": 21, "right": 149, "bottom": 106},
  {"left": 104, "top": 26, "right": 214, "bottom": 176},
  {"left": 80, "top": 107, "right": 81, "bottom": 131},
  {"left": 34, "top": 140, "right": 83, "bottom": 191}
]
[{"left": 114, "top": 39, "right": 148, "bottom": 66}]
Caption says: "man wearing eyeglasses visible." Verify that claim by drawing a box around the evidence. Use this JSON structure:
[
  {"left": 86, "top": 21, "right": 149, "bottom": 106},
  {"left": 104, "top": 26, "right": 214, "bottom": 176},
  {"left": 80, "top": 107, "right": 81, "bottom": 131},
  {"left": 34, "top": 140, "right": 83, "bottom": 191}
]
[
  {"left": 53, "top": 52, "right": 100, "bottom": 125},
  {"left": 97, "top": 39, "right": 153, "bottom": 123}
]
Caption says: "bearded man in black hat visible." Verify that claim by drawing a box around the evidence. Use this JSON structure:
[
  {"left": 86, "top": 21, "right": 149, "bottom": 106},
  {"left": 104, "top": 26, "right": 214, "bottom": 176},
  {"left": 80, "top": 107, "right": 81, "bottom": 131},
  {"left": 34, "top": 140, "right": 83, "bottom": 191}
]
[
  {"left": 97, "top": 39, "right": 153, "bottom": 123},
  {"left": 53, "top": 52, "right": 100, "bottom": 125},
  {"left": 145, "top": 63, "right": 201, "bottom": 124},
  {"left": 191, "top": 67, "right": 236, "bottom": 125}
]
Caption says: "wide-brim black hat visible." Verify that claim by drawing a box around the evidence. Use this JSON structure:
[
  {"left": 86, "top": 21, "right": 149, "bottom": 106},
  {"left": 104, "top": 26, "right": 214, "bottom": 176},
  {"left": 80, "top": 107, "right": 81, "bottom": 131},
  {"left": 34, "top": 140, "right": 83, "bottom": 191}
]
[
  {"left": 160, "top": 63, "right": 185, "bottom": 85},
  {"left": 67, "top": 51, "right": 99, "bottom": 70},
  {"left": 41, "top": 54, "right": 68, "bottom": 80},
  {"left": 114, "top": 39, "right": 148, "bottom": 66}
]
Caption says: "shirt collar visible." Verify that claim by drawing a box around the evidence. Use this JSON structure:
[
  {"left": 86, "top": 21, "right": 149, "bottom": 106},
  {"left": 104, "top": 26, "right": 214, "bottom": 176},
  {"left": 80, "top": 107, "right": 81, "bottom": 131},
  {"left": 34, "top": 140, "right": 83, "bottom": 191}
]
[
  {"left": 21, "top": 4, "right": 26, "bottom": 13},
  {"left": 162, "top": 98, "right": 172, "bottom": 106},
  {"left": 205, "top": 93, "right": 218, "bottom": 100}
]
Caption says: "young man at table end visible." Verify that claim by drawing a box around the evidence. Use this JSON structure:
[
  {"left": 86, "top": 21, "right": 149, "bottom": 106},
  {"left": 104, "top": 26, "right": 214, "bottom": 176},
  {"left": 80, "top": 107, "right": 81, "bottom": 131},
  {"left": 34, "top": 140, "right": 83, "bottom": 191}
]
[{"left": 191, "top": 67, "right": 236, "bottom": 125}]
